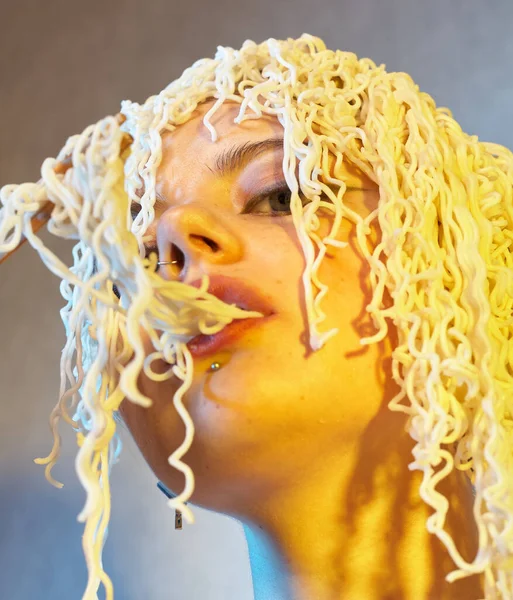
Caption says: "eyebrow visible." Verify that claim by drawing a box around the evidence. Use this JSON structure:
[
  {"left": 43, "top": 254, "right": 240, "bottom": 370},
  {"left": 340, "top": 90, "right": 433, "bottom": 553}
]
[
  {"left": 130, "top": 138, "right": 284, "bottom": 217},
  {"left": 213, "top": 138, "right": 283, "bottom": 176}
]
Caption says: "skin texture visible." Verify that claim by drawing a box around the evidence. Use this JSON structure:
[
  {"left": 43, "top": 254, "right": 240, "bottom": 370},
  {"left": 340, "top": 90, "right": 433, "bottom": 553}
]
[{"left": 119, "top": 101, "right": 485, "bottom": 599}]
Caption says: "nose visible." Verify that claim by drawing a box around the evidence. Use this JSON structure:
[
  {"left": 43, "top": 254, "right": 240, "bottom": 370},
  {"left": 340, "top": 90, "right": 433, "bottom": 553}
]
[{"left": 155, "top": 204, "right": 243, "bottom": 280}]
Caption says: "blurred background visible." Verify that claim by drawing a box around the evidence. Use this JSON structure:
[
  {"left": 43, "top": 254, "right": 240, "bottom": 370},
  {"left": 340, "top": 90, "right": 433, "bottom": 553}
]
[{"left": 1, "top": 1, "right": 512, "bottom": 599}]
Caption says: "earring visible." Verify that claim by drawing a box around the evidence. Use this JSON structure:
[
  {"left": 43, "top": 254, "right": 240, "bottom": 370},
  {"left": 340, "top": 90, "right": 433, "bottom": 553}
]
[
  {"left": 157, "top": 481, "right": 184, "bottom": 530},
  {"left": 175, "top": 508, "right": 183, "bottom": 530}
]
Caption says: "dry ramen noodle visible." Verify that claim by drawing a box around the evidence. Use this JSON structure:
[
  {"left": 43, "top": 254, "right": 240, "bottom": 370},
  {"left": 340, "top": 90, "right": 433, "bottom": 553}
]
[{"left": 0, "top": 34, "right": 512, "bottom": 600}]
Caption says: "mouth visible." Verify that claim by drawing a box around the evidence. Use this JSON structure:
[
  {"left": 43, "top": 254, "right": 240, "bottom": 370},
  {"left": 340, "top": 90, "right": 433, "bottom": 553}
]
[{"left": 185, "top": 275, "right": 275, "bottom": 359}]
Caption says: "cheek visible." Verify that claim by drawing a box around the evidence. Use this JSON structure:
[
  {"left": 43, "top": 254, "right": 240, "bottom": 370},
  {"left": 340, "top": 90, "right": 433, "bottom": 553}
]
[
  {"left": 304, "top": 217, "right": 394, "bottom": 412},
  {"left": 118, "top": 378, "right": 185, "bottom": 476}
]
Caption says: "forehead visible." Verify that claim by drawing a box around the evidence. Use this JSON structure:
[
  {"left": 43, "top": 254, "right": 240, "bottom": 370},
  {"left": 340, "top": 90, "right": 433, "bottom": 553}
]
[{"left": 161, "top": 100, "right": 282, "bottom": 166}]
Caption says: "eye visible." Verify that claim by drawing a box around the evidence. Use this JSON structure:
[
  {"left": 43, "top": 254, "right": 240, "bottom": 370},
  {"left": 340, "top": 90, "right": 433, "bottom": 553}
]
[{"left": 243, "top": 185, "right": 296, "bottom": 216}]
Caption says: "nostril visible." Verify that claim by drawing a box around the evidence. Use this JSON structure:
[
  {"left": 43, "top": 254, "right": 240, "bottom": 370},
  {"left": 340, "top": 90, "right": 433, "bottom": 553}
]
[
  {"left": 190, "top": 234, "right": 219, "bottom": 253},
  {"left": 169, "top": 244, "right": 185, "bottom": 273}
]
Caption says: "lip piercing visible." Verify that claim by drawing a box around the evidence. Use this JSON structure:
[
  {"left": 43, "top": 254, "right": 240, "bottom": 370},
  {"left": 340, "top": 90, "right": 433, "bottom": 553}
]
[{"left": 209, "top": 362, "right": 221, "bottom": 371}]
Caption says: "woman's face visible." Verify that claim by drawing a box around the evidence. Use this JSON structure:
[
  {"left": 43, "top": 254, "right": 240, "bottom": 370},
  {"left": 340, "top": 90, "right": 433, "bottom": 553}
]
[{"left": 119, "top": 101, "right": 398, "bottom": 513}]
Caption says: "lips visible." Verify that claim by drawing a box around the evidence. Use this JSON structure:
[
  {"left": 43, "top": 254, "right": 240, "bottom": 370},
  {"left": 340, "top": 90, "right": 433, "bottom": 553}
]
[{"left": 185, "top": 275, "right": 275, "bottom": 358}]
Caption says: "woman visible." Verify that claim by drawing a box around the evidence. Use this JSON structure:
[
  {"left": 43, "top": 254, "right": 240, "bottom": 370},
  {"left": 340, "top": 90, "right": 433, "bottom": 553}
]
[
  {"left": 1, "top": 35, "right": 511, "bottom": 599},
  {"left": 121, "top": 100, "right": 485, "bottom": 600}
]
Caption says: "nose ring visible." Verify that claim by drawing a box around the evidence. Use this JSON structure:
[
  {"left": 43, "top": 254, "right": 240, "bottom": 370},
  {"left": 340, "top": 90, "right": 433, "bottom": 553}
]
[{"left": 157, "top": 259, "right": 179, "bottom": 266}]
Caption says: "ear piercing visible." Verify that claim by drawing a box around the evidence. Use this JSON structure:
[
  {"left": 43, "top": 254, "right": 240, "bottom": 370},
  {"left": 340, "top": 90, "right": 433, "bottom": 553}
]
[{"left": 157, "top": 481, "right": 185, "bottom": 529}]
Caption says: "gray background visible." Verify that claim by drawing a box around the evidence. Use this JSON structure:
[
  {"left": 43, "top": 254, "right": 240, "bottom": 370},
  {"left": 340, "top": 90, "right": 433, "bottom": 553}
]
[{"left": 1, "top": 1, "right": 512, "bottom": 599}]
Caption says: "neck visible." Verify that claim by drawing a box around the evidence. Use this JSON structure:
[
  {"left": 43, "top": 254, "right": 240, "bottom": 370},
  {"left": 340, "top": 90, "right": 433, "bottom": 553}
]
[{"left": 238, "top": 419, "right": 483, "bottom": 600}]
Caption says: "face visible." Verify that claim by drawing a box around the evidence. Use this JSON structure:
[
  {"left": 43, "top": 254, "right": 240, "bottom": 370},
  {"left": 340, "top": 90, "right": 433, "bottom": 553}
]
[{"left": 119, "top": 100, "right": 399, "bottom": 514}]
